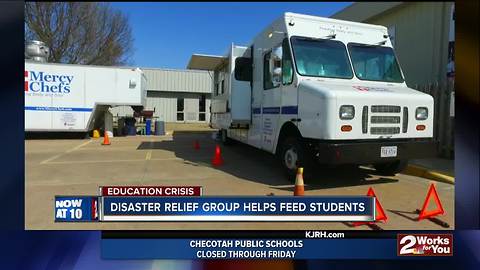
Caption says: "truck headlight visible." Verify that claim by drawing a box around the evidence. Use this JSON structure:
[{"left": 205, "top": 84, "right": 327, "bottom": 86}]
[
  {"left": 339, "top": 105, "right": 355, "bottom": 120},
  {"left": 415, "top": 107, "right": 428, "bottom": 120}
]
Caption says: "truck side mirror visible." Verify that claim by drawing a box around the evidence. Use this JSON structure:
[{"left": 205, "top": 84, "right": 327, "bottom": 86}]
[
  {"left": 270, "top": 46, "right": 282, "bottom": 87},
  {"left": 272, "top": 47, "right": 282, "bottom": 61}
]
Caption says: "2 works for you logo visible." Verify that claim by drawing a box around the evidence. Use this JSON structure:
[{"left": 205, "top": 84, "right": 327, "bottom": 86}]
[
  {"left": 25, "top": 70, "right": 73, "bottom": 95},
  {"left": 397, "top": 234, "right": 453, "bottom": 256}
]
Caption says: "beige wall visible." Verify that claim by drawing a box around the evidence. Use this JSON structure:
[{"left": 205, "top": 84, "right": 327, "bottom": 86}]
[{"left": 334, "top": 2, "right": 454, "bottom": 87}]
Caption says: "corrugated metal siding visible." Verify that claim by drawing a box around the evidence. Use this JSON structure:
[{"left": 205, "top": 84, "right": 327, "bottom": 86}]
[
  {"left": 146, "top": 91, "right": 211, "bottom": 122},
  {"left": 111, "top": 91, "right": 211, "bottom": 123},
  {"left": 332, "top": 2, "right": 453, "bottom": 86},
  {"left": 146, "top": 92, "right": 178, "bottom": 121},
  {"left": 143, "top": 68, "right": 213, "bottom": 93},
  {"left": 365, "top": 2, "right": 452, "bottom": 86}
]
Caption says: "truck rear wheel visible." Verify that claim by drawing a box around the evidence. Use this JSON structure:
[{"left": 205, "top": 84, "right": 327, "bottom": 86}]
[
  {"left": 373, "top": 160, "right": 408, "bottom": 176},
  {"left": 280, "top": 137, "right": 310, "bottom": 182}
]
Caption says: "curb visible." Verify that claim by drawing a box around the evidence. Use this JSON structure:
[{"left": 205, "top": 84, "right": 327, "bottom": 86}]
[{"left": 403, "top": 164, "right": 455, "bottom": 185}]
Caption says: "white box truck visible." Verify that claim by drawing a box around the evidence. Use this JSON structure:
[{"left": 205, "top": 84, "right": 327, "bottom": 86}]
[
  {"left": 25, "top": 61, "right": 147, "bottom": 133},
  {"left": 188, "top": 13, "right": 436, "bottom": 180}
]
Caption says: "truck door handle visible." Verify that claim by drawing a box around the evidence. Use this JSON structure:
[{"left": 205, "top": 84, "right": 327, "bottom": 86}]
[{"left": 291, "top": 118, "right": 301, "bottom": 122}]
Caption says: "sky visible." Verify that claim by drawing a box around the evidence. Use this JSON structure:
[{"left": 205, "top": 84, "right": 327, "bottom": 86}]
[{"left": 111, "top": 2, "right": 352, "bottom": 69}]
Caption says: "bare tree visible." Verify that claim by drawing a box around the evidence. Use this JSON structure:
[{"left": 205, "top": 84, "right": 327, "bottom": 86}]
[{"left": 25, "top": 2, "right": 133, "bottom": 65}]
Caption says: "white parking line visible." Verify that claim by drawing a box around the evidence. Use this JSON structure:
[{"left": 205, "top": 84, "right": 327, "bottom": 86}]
[
  {"left": 40, "top": 140, "right": 92, "bottom": 164},
  {"left": 41, "top": 156, "right": 213, "bottom": 165}
]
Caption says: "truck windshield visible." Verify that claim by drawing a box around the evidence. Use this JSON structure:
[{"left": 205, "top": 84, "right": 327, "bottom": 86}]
[
  {"left": 348, "top": 43, "right": 404, "bottom": 83},
  {"left": 290, "top": 37, "right": 353, "bottom": 79}
]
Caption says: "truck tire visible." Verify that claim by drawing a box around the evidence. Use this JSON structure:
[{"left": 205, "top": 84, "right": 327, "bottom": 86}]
[
  {"left": 220, "top": 129, "right": 233, "bottom": 146},
  {"left": 373, "top": 160, "right": 408, "bottom": 176},
  {"left": 280, "top": 136, "right": 310, "bottom": 182}
]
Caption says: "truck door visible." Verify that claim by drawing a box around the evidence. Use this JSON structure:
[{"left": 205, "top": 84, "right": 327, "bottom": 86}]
[
  {"left": 250, "top": 46, "right": 263, "bottom": 149},
  {"left": 261, "top": 47, "right": 283, "bottom": 152},
  {"left": 278, "top": 37, "right": 298, "bottom": 140}
]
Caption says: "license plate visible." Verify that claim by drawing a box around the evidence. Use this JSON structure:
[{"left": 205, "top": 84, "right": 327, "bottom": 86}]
[{"left": 381, "top": 146, "right": 397, "bottom": 157}]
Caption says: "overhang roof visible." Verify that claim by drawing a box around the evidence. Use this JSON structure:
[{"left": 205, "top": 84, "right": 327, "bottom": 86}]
[
  {"left": 331, "top": 2, "right": 404, "bottom": 22},
  {"left": 187, "top": 54, "right": 227, "bottom": 70}
]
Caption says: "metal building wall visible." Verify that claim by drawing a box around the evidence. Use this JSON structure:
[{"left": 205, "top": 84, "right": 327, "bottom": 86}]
[
  {"left": 110, "top": 68, "right": 213, "bottom": 122},
  {"left": 146, "top": 92, "right": 177, "bottom": 122},
  {"left": 146, "top": 92, "right": 211, "bottom": 122},
  {"left": 143, "top": 68, "right": 213, "bottom": 93},
  {"left": 363, "top": 2, "right": 453, "bottom": 87},
  {"left": 332, "top": 2, "right": 454, "bottom": 86}
]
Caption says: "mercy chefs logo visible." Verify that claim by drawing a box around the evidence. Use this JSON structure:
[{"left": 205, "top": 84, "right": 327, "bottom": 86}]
[
  {"left": 25, "top": 70, "right": 73, "bottom": 94},
  {"left": 397, "top": 234, "right": 453, "bottom": 256}
]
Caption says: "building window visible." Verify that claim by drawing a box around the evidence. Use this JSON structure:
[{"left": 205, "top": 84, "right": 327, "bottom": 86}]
[
  {"left": 221, "top": 79, "right": 225, "bottom": 95},
  {"left": 199, "top": 94, "right": 206, "bottom": 121},
  {"left": 177, "top": 98, "right": 184, "bottom": 121},
  {"left": 388, "top": 25, "right": 396, "bottom": 48},
  {"left": 214, "top": 83, "right": 219, "bottom": 96}
]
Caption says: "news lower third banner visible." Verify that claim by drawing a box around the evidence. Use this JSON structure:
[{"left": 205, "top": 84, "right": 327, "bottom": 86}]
[
  {"left": 55, "top": 196, "right": 375, "bottom": 222},
  {"left": 102, "top": 238, "right": 398, "bottom": 259}
]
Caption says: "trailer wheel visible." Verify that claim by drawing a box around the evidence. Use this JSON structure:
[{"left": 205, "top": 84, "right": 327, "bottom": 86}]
[
  {"left": 280, "top": 136, "right": 309, "bottom": 182},
  {"left": 220, "top": 129, "right": 233, "bottom": 146},
  {"left": 373, "top": 160, "right": 408, "bottom": 176}
]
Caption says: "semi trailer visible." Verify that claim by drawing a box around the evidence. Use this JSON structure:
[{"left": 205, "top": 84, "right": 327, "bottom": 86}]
[
  {"left": 189, "top": 12, "right": 436, "bottom": 180},
  {"left": 25, "top": 61, "right": 147, "bottom": 134}
]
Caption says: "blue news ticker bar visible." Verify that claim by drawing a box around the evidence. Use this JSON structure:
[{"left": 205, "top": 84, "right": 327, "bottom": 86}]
[
  {"left": 101, "top": 196, "right": 374, "bottom": 220},
  {"left": 102, "top": 238, "right": 397, "bottom": 259}
]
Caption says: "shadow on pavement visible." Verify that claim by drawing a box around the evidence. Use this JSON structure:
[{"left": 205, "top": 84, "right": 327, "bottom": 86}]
[
  {"left": 25, "top": 132, "right": 88, "bottom": 140},
  {"left": 137, "top": 131, "right": 400, "bottom": 191},
  {"left": 387, "top": 209, "right": 419, "bottom": 222}
]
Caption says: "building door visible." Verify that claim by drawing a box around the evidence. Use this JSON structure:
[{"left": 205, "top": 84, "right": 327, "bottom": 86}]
[
  {"left": 184, "top": 96, "right": 199, "bottom": 122},
  {"left": 176, "top": 93, "right": 200, "bottom": 122}
]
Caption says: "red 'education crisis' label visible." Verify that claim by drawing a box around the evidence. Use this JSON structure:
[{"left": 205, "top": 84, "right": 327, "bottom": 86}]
[{"left": 100, "top": 186, "right": 202, "bottom": 196}]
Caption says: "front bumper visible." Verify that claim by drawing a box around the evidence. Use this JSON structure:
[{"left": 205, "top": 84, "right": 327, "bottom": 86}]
[{"left": 313, "top": 139, "right": 437, "bottom": 165}]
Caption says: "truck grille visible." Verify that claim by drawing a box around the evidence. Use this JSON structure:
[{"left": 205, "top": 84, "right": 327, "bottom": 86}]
[
  {"left": 370, "top": 127, "right": 400, "bottom": 135},
  {"left": 362, "top": 105, "right": 403, "bottom": 136},
  {"left": 371, "top": 105, "right": 401, "bottom": 113},
  {"left": 371, "top": 116, "right": 400, "bottom": 124}
]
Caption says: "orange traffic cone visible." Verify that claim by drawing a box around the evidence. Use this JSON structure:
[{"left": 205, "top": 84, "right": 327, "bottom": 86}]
[
  {"left": 211, "top": 144, "right": 223, "bottom": 166},
  {"left": 194, "top": 140, "right": 200, "bottom": 150},
  {"left": 101, "top": 131, "right": 111, "bottom": 145},
  {"left": 294, "top": 167, "right": 305, "bottom": 196}
]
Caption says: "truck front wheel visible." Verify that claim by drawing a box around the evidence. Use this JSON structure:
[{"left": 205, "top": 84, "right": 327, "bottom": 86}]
[
  {"left": 373, "top": 160, "right": 408, "bottom": 176},
  {"left": 280, "top": 137, "right": 309, "bottom": 182}
]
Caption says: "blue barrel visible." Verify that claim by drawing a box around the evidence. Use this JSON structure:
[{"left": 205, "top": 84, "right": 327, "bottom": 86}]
[
  {"left": 127, "top": 125, "right": 136, "bottom": 136},
  {"left": 145, "top": 118, "right": 151, "bottom": 135}
]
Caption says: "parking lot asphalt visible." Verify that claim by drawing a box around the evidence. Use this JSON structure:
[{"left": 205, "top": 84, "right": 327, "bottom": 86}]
[{"left": 25, "top": 130, "right": 454, "bottom": 230}]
